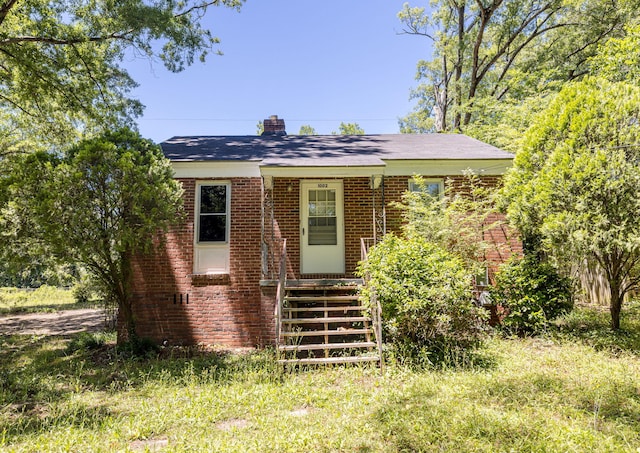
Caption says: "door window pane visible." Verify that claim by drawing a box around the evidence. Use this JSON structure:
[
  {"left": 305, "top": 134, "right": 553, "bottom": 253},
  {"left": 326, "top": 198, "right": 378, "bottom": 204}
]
[{"left": 308, "top": 189, "right": 337, "bottom": 245}]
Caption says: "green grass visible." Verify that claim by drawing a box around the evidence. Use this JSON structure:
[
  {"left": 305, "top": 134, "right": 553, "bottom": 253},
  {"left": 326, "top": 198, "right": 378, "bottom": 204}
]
[
  {"left": 0, "top": 286, "right": 100, "bottom": 314},
  {"left": 2, "top": 306, "right": 640, "bottom": 452}
]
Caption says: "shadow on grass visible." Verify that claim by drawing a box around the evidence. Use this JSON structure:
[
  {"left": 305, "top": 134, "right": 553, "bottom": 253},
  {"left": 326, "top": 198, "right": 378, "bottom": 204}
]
[
  {"left": 551, "top": 302, "right": 640, "bottom": 355},
  {"left": 0, "top": 333, "right": 284, "bottom": 444}
]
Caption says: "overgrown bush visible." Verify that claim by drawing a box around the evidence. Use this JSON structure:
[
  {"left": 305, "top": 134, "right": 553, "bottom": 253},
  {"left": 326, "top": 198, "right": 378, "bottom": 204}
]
[
  {"left": 66, "top": 331, "right": 111, "bottom": 353},
  {"left": 116, "top": 336, "right": 160, "bottom": 359},
  {"left": 490, "top": 256, "right": 573, "bottom": 335},
  {"left": 72, "top": 276, "right": 94, "bottom": 304},
  {"left": 357, "top": 233, "right": 489, "bottom": 366}
]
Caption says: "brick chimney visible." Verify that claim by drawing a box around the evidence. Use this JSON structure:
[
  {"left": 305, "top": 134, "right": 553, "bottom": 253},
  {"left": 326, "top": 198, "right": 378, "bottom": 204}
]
[{"left": 261, "top": 115, "right": 286, "bottom": 136}]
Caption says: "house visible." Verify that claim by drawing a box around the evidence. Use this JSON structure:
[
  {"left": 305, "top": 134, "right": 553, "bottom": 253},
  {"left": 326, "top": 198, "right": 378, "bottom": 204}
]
[{"left": 130, "top": 116, "right": 517, "bottom": 358}]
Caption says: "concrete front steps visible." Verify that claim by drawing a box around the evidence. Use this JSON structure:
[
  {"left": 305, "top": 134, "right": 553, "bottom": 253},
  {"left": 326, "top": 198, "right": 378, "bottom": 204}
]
[{"left": 276, "top": 280, "right": 382, "bottom": 366}]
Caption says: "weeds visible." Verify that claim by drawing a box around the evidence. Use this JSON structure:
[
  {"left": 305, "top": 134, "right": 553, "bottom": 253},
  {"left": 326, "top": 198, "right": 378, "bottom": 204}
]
[
  {"left": 0, "top": 286, "right": 100, "bottom": 314},
  {"left": 2, "top": 304, "right": 640, "bottom": 451}
]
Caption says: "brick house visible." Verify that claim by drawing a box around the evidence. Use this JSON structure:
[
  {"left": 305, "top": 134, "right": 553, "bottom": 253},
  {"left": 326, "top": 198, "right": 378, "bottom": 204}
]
[{"left": 130, "top": 116, "right": 516, "bottom": 357}]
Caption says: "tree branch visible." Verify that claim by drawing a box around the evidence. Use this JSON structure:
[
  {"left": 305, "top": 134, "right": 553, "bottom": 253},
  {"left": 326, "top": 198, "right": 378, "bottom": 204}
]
[
  {"left": 0, "top": 0, "right": 18, "bottom": 28},
  {"left": 174, "top": 0, "right": 221, "bottom": 18},
  {"left": 0, "top": 31, "right": 134, "bottom": 47}
]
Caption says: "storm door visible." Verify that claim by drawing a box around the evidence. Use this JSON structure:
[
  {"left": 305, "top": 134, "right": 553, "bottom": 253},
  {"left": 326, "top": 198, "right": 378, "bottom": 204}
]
[{"left": 300, "top": 181, "right": 345, "bottom": 274}]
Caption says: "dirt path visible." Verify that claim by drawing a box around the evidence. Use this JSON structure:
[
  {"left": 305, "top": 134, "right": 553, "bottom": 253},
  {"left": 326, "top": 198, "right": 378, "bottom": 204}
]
[{"left": 0, "top": 309, "right": 109, "bottom": 335}]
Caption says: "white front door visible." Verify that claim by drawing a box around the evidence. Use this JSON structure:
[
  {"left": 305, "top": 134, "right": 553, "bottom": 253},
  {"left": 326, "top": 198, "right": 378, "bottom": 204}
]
[{"left": 300, "top": 180, "right": 345, "bottom": 274}]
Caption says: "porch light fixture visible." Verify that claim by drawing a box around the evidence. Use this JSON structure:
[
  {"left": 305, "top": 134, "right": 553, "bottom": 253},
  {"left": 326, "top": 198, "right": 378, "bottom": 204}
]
[
  {"left": 287, "top": 183, "right": 293, "bottom": 192},
  {"left": 371, "top": 174, "right": 383, "bottom": 189}
]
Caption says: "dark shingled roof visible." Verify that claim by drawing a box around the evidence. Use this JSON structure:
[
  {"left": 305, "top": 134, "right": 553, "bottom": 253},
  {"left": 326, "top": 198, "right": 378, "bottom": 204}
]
[{"left": 161, "top": 134, "right": 513, "bottom": 166}]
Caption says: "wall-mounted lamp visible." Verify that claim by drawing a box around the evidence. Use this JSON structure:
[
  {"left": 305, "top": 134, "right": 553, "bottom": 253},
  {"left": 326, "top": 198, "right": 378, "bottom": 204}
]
[{"left": 287, "top": 183, "right": 294, "bottom": 192}]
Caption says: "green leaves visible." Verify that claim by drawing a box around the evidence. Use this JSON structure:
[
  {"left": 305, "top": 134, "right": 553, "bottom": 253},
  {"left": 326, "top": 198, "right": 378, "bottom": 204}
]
[
  {"left": 501, "top": 77, "right": 640, "bottom": 328},
  {"left": 399, "top": 0, "right": 639, "bottom": 142},
  {"left": 1, "top": 128, "right": 184, "bottom": 337},
  {"left": 491, "top": 256, "right": 573, "bottom": 335},
  {"left": 0, "top": 0, "right": 244, "bottom": 150},
  {"left": 357, "top": 233, "right": 488, "bottom": 366}
]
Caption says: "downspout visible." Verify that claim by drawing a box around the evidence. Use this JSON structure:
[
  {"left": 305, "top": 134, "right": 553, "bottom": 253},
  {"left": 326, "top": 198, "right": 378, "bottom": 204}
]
[{"left": 372, "top": 175, "right": 377, "bottom": 243}]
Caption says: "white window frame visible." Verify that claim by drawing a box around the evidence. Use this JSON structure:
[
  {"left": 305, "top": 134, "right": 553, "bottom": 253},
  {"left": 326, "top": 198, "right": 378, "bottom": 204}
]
[
  {"left": 408, "top": 178, "right": 444, "bottom": 198},
  {"left": 475, "top": 265, "right": 490, "bottom": 287},
  {"left": 194, "top": 181, "right": 231, "bottom": 274}
]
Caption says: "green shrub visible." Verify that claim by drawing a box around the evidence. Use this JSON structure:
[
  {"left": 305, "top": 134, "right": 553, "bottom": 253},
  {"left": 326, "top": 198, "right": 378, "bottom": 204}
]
[
  {"left": 357, "top": 233, "right": 489, "bottom": 366},
  {"left": 66, "top": 331, "right": 110, "bottom": 353},
  {"left": 116, "top": 336, "right": 159, "bottom": 358},
  {"left": 72, "top": 277, "right": 94, "bottom": 304},
  {"left": 490, "top": 256, "right": 573, "bottom": 335}
]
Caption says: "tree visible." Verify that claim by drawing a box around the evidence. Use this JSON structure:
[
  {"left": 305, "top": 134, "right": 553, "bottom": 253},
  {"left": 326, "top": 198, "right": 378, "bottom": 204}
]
[
  {"left": 1, "top": 129, "right": 184, "bottom": 340},
  {"left": 298, "top": 124, "right": 317, "bottom": 135},
  {"left": 590, "top": 24, "right": 640, "bottom": 85},
  {"left": 0, "top": 0, "right": 243, "bottom": 152},
  {"left": 501, "top": 77, "right": 640, "bottom": 330},
  {"left": 398, "top": 0, "right": 637, "bottom": 138},
  {"left": 333, "top": 122, "right": 365, "bottom": 135}
]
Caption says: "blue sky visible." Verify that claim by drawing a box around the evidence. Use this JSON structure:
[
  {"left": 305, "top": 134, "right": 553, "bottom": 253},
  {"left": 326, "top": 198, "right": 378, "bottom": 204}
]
[{"left": 124, "top": 1, "right": 431, "bottom": 142}]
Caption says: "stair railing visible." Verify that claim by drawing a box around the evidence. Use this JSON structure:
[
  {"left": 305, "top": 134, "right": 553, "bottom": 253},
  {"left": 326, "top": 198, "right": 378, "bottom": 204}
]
[
  {"left": 360, "top": 238, "right": 384, "bottom": 371},
  {"left": 274, "top": 239, "right": 287, "bottom": 353}
]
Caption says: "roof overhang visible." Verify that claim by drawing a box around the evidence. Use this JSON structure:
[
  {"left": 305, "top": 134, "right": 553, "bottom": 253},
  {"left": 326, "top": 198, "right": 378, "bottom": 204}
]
[
  {"left": 170, "top": 158, "right": 512, "bottom": 179},
  {"left": 172, "top": 161, "right": 261, "bottom": 178},
  {"left": 259, "top": 166, "right": 387, "bottom": 178},
  {"left": 384, "top": 159, "right": 512, "bottom": 176}
]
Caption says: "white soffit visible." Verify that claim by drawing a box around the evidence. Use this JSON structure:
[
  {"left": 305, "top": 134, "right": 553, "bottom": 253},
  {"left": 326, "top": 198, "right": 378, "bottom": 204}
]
[
  {"left": 384, "top": 159, "right": 513, "bottom": 176},
  {"left": 172, "top": 161, "right": 261, "bottom": 178},
  {"left": 171, "top": 159, "right": 513, "bottom": 179},
  {"left": 259, "top": 165, "right": 386, "bottom": 178}
]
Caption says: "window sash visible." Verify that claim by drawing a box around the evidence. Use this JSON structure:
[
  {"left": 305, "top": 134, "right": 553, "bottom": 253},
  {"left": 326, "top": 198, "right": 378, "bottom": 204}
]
[{"left": 197, "top": 183, "right": 229, "bottom": 243}]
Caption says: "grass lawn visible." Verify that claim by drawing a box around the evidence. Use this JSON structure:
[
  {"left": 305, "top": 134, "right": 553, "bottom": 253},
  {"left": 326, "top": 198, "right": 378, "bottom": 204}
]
[
  {"left": 0, "top": 287, "right": 99, "bottom": 315},
  {"left": 1, "top": 304, "right": 640, "bottom": 452}
]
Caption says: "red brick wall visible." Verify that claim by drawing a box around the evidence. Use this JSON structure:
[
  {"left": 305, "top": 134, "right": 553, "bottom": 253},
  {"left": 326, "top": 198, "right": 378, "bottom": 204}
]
[
  {"left": 130, "top": 173, "right": 520, "bottom": 347},
  {"left": 270, "top": 177, "right": 377, "bottom": 279},
  {"left": 384, "top": 175, "right": 521, "bottom": 282},
  {"left": 129, "top": 177, "right": 274, "bottom": 347}
]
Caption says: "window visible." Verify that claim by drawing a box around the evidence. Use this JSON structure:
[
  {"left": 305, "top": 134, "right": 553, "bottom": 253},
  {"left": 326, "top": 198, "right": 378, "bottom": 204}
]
[
  {"left": 198, "top": 184, "right": 229, "bottom": 243},
  {"left": 475, "top": 266, "right": 490, "bottom": 287},
  {"left": 409, "top": 178, "right": 443, "bottom": 198},
  {"left": 194, "top": 182, "right": 230, "bottom": 275},
  {"left": 307, "top": 188, "right": 337, "bottom": 245}
]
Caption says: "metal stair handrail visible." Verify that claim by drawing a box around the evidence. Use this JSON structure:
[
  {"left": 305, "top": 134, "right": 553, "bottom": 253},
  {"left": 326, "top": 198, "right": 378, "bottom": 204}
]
[
  {"left": 275, "top": 239, "right": 287, "bottom": 352},
  {"left": 360, "top": 237, "right": 384, "bottom": 371}
]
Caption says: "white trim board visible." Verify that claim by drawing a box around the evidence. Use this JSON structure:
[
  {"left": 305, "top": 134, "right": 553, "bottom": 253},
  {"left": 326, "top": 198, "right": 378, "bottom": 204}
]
[{"left": 171, "top": 159, "right": 512, "bottom": 178}]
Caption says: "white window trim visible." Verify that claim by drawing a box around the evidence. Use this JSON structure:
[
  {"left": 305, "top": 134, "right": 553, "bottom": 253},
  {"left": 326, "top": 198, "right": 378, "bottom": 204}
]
[{"left": 194, "top": 181, "right": 231, "bottom": 274}]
